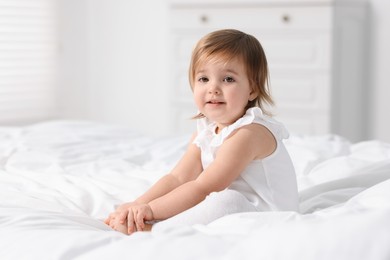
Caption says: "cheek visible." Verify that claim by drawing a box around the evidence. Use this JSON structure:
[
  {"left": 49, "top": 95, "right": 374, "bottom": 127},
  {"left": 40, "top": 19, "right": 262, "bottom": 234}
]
[
  {"left": 227, "top": 89, "right": 247, "bottom": 101},
  {"left": 229, "top": 91, "right": 251, "bottom": 107},
  {"left": 193, "top": 89, "right": 203, "bottom": 105}
]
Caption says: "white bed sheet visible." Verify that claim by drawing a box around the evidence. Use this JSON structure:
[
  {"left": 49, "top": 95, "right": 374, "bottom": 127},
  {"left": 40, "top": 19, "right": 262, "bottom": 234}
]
[{"left": 0, "top": 121, "right": 389, "bottom": 260}]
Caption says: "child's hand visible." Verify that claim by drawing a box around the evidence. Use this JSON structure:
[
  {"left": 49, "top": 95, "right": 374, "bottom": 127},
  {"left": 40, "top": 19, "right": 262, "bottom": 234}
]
[
  {"left": 104, "top": 201, "right": 138, "bottom": 226},
  {"left": 106, "top": 214, "right": 129, "bottom": 235},
  {"left": 104, "top": 202, "right": 154, "bottom": 235},
  {"left": 126, "top": 204, "right": 154, "bottom": 234}
]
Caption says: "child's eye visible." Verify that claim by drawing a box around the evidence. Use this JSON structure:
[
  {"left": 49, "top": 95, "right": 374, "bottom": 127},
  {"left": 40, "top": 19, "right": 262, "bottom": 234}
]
[
  {"left": 223, "top": 76, "right": 235, "bottom": 83},
  {"left": 198, "top": 77, "right": 209, "bottom": 82}
]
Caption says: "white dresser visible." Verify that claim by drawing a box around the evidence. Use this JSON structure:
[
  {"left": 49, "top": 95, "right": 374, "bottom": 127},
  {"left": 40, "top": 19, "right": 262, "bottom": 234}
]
[{"left": 168, "top": 0, "right": 368, "bottom": 141}]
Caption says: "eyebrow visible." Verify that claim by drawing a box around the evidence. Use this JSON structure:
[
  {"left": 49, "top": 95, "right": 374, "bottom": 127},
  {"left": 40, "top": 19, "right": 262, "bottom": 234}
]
[
  {"left": 195, "top": 68, "right": 240, "bottom": 75},
  {"left": 224, "top": 69, "right": 239, "bottom": 75}
]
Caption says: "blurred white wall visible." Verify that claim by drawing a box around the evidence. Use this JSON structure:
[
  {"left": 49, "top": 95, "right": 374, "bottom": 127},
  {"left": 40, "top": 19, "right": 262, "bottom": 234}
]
[
  {"left": 59, "top": 0, "right": 170, "bottom": 137},
  {"left": 58, "top": 0, "right": 390, "bottom": 141},
  {"left": 368, "top": 0, "right": 390, "bottom": 142},
  {"left": 59, "top": 0, "right": 89, "bottom": 119}
]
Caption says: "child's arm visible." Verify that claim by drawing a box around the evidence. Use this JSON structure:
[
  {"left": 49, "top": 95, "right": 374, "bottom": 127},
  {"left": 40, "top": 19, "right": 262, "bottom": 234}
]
[
  {"left": 105, "top": 133, "right": 203, "bottom": 226},
  {"left": 148, "top": 124, "right": 275, "bottom": 220},
  {"left": 134, "top": 134, "right": 203, "bottom": 205}
]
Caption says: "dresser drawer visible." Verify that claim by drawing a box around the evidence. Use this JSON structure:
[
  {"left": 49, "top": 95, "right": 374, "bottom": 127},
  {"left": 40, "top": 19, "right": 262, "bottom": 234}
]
[
  {"left": 171, "top": 6, "right": 332, "bottom": 30},
  {"left": 270, "top": 73, "right": 330, "bottom": 110}
]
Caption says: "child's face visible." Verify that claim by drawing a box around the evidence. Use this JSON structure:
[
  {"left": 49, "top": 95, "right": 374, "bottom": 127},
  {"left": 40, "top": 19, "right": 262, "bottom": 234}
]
[{"left": 193, "top": 57, "right": 257, "bottom": 130}]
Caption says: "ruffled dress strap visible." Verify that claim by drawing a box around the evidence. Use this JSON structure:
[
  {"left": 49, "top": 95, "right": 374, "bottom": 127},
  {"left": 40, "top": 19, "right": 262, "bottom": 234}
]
[{"left": 193, "top": 107, "right": 289, "bottom": 150}]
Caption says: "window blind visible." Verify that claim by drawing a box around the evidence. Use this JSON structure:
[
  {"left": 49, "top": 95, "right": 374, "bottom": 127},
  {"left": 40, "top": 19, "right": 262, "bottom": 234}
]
[{"left": 0, "top": 0, "right": 59, "bottom": 125}]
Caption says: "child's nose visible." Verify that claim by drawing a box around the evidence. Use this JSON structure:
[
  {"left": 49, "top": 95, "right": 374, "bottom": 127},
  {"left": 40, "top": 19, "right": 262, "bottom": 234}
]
[{"left": 208, "top": 83, "right": 221, "bottom": 94}]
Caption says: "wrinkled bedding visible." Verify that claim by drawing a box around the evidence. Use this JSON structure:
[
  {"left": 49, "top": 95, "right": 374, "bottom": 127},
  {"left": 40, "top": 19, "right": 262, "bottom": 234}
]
[{"left": 0, "top": 121, "right": 389, "bottom": 260}]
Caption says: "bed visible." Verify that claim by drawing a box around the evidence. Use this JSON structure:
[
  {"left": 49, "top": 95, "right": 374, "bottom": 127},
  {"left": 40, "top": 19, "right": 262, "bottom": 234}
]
[{"left": 0, "top": 120, "right": 389, "bottom": 260}]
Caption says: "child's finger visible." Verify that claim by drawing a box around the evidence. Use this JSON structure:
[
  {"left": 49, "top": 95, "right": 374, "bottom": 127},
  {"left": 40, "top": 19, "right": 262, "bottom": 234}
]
[
  {"left": 135, "top": 211, "right": 145, "bottom": 231},
  {"left": 127, "top": 210, "right": 136, "bottom": 234},
  {"left": 104, "top": 213, "right": 115, "bottom": 225},
  {"left": 119, "top": 211, "right": 127, "bottom": 224}
]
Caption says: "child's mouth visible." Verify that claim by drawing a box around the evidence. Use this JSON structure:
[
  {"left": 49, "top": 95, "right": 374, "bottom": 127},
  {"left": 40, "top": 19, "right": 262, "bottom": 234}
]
[{"left": 207, "top": 100, "right": 225, "bottom": 104}]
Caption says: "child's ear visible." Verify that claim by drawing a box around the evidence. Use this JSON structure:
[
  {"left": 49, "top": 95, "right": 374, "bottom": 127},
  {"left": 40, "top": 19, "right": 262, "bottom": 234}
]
[{"left": 249, "top": 89, "right": 259, "bottom": 101}]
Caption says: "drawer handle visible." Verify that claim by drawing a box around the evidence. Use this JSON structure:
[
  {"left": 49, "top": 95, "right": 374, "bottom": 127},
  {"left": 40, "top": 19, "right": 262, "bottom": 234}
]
[
  {"left": 200, "top": 15, "right": 209, "bottom": 24},
  {"left": 282, "top": 14, "right": 291, "bottom": 23}
]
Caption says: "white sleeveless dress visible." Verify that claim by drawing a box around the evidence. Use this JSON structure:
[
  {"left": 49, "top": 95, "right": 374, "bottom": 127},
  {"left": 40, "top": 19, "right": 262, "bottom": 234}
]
[{"left": 152, "top": 107, "right": 298, "bottom": 232}]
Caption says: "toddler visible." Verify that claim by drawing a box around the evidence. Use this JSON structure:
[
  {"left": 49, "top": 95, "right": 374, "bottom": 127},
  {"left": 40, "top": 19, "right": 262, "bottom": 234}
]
[{"left": 105, "top": 29, "right": 299, "bottom": 234}]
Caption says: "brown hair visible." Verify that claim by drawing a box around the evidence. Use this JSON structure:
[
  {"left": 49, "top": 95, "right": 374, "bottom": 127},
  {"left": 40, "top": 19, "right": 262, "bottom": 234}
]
[{"left": 189, "top": 29, "right": 274, "bottom": 118}]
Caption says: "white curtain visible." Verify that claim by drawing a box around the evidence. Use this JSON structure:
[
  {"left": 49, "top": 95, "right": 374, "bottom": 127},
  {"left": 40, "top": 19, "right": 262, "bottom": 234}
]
[{"left": 0, "top": 0, "right": 59, "bottom": 125}]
